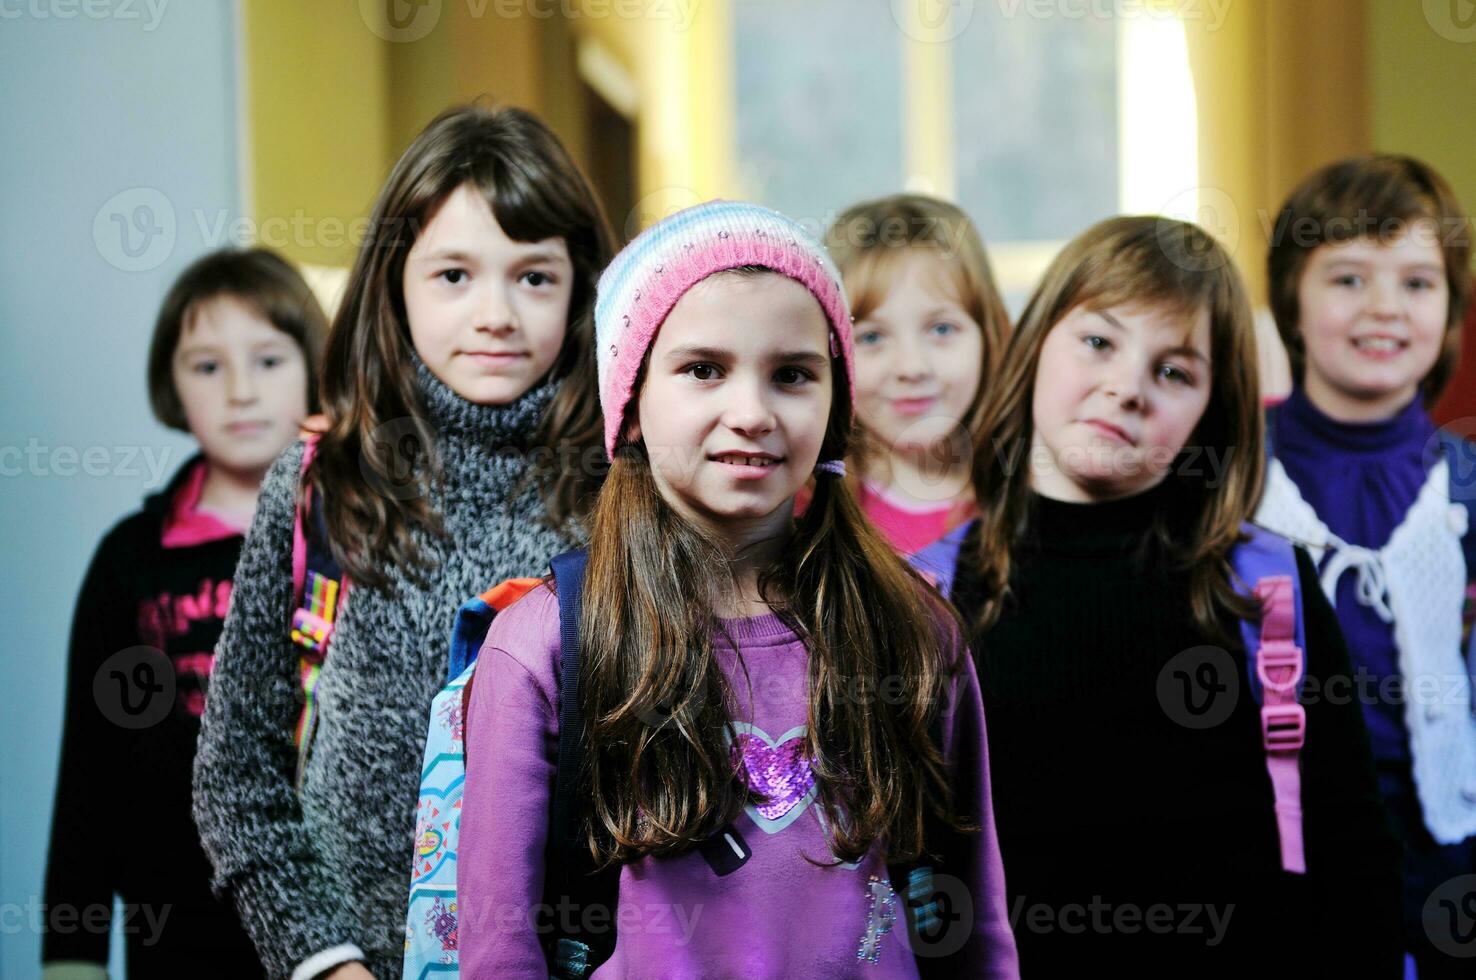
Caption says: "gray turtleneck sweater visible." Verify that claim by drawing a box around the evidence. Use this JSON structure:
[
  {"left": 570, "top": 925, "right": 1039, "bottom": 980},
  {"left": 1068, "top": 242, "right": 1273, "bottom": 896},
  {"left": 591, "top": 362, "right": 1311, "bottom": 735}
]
[{"left": 192, "top": 364, "right": 583, "bottom": 978}]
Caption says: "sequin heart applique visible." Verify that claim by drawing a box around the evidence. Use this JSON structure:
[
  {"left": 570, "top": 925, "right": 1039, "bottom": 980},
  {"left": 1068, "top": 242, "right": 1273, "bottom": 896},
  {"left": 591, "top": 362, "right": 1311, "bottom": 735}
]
[{"left": 729, "top": 722, "right": 818, "bottom": 834}]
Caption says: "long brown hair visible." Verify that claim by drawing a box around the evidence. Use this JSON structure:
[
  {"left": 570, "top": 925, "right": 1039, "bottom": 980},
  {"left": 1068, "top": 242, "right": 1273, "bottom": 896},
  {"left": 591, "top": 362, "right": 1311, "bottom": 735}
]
[
  {"left": 1267, "top": 154, "right": 1473, "bottom": 407},
  {"left": 826, "top": 194, "right": 1012, "bottom": 489},
  {"left": 970, "top": 216, "right": 1264, "bottom": 642},
  {"left": 579, "top": 271, "right": 971, "bottom": 866},
  {"left": 311, "top": 104, "right": 614, "bottom": 589}
]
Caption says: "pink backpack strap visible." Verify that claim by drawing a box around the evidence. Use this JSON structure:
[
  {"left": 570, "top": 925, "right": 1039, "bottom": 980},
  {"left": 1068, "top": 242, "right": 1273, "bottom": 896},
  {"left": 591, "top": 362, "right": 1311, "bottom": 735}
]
[
  {"left": 291, "top": 435, "right": 319, "bottom": 601},
  {"left": 1254, "top": 573, "right": 1307, "bottom": 874}
]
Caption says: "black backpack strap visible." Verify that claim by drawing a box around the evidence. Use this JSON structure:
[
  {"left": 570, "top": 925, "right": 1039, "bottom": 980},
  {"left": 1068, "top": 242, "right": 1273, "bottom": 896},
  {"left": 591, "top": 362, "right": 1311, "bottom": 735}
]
[
  {"left": 1436, "top": 428, "right": 1476, "bottom": 568},
  {"left": 888, "top": 709, "right": 972, "bottom": 972},
  {"left": 542, "top": 549, "right": 620, "bottom": 979}
]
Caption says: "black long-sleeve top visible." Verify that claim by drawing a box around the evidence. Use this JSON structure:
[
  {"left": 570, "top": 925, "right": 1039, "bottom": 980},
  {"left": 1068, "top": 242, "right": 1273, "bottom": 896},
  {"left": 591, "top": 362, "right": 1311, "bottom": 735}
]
[
  {"left": 43, "top": 457, "right": 260, "bottom": 976},
  {"left": 951, "top": 487, "right": 1404, "bottom": 978}
]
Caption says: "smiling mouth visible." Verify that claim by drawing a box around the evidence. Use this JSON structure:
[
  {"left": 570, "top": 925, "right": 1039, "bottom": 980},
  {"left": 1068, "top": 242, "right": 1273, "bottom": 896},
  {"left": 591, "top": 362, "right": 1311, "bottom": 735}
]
[
  {"left": 710, "top": 453, "right": 783, "bottom": 467},
  {"left": 1352, "top": 337, "right": 1407, "bottom": 354}
]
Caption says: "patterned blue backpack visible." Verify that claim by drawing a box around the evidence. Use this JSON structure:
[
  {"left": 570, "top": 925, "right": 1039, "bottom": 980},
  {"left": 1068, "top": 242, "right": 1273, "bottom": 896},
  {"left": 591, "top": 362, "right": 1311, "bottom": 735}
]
[{"left": 401, "top": 568, "right": 558, "bottom": 978}]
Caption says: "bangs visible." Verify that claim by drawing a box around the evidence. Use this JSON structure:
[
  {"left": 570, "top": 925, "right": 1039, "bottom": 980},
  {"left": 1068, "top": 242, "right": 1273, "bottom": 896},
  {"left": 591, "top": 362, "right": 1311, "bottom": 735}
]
[
  {"left": 1063, "top": 241, "right": 1220, "bottom": 330},
  {"left": 843, "top": 242, "right": 974, "bottom": 323},
  {"left": 469, "top": 159, "right": 594, "bottom": 249}
]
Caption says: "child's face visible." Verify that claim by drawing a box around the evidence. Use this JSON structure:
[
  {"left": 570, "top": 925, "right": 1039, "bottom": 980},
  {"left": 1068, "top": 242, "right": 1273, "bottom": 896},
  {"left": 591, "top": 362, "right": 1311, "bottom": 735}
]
[
  {"left": 172, "top": 295, "right": 309, "bottom": 477},
  {"left": 403, "top": 183, "right": 573, "bottom": 405},
  {"left": 1296, "top": 230, "right": 1448, "bottom": 420},
  {"left": 1029, "top": 301, "right": 1212, "bottom": 502},
  {"left": 852, "top": 252, "right": 984, "bottom": 458},
  {"left": 635, "top": 272, "right": 833, "bottom": 541}
]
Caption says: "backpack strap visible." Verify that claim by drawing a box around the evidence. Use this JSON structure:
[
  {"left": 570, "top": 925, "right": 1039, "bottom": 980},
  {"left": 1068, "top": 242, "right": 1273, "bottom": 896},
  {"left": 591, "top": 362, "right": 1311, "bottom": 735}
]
[
  {"left": 1263, "top": 401, "right": 1281, "bottom": 461},
  {"left": 289, "top": 437, "right": 348, "bottom": 789},
  {"left": 448, "top": 578, "right": 544, "bottom": 684},
  {"left": 1233, "top": 524, "right": 1307, "bottom": 875},
  {"left": 910, "top": 519, "right": 976, "bottom": 600},
  {"left": 886, "top": 711, "right": 958, "bottom": 970},
  {"left": 1435, "top": 428, "right": 1476, "bottom": 580},
  {"left": 1435, "top": 429, "right": 1476, "bottom": 719},
  {"left": 541, "top": 549, "right": 620, "bottom": 980}
]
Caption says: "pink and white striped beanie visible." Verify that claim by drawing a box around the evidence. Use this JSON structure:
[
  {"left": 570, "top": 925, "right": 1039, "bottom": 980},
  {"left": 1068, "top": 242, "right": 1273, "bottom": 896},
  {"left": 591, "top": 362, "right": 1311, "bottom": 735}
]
[{"left": 594, "top": 200, "right": 855, "bottom": 460}]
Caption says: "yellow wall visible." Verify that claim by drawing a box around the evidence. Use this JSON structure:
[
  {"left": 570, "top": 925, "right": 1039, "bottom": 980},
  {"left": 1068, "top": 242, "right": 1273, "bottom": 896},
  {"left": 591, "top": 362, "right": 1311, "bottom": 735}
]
[
  {"left": 245, "top": 0, "right": 737, "bottom": 263},
  {"left": 241, "top": 3, "right": 392, "bottom": 268},
  {"left": 1184, "top": 0, "right": 1369, "bottom": 301},
  {"left": 1368, "top": 0, "right": 1476, "bottom": 215}
]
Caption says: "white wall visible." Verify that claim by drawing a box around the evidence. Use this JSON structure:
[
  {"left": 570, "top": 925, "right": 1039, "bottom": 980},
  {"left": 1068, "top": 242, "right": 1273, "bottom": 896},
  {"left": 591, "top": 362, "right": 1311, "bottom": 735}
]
[{"left": 0, "top": 3, "right": 241, "bottom": 975}]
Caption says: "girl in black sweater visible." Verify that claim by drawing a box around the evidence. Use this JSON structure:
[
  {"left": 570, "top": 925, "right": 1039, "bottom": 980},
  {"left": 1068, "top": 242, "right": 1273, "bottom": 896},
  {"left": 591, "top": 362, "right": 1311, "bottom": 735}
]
[
  {"left": 43, "top": 248, "right": 325, "bottom": 978},
  {"left": 952, "top": 217, "right": 1403, "bottom": 977}
]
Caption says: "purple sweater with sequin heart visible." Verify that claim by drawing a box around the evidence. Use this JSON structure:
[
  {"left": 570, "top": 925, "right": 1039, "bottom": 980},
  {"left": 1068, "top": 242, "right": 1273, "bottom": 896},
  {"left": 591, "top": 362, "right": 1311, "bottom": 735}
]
[{"left": 459, "top": 584, "right": 1020, "bottom": 979}]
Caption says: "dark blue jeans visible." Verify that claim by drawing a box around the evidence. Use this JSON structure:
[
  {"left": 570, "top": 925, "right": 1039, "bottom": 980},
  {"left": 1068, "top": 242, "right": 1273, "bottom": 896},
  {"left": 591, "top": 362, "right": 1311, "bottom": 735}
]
[{"left": 1377, "top": 763, "right": 1476, "bottom": 978}]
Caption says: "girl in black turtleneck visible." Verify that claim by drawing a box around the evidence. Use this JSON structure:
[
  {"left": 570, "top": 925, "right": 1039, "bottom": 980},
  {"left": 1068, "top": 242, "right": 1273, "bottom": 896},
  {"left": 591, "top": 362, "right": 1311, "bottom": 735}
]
[{"left": 949, "top": 217, "right": 1403, "bottom": 978}]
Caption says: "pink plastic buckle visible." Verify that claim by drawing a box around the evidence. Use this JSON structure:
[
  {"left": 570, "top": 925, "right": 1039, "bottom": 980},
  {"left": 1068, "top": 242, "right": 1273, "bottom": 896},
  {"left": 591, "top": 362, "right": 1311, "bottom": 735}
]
[
  {"left": 1262, "top": 703, "right": 1306, "bottom": 752},
  {"left": 1256, "top": 639, "right": 1304, "bottom": 695},
  {"left": 291, "top": 609, "right": 334, "bottom": 654}
]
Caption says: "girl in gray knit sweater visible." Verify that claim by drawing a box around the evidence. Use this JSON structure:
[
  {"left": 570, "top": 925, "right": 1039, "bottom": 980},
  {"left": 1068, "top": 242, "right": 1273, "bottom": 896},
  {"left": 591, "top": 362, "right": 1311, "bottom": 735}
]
[{"left": 192, "top": 105, "right": 613, "bottom": 980}]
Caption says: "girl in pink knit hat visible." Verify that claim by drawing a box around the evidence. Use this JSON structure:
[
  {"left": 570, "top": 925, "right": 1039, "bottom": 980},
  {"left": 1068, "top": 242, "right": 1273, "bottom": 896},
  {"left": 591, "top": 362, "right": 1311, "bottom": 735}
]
[{"left": 459, "top": 200, "right": 1020, "bottom": 979}]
